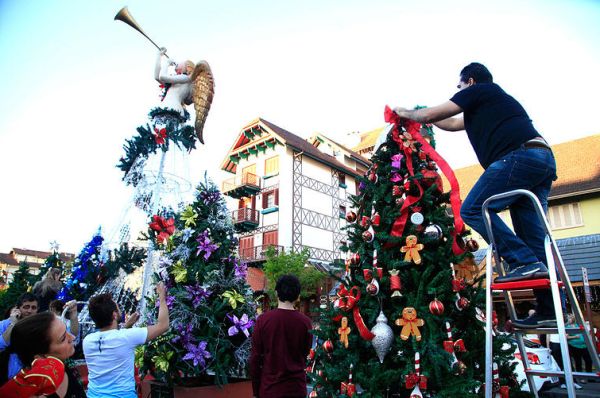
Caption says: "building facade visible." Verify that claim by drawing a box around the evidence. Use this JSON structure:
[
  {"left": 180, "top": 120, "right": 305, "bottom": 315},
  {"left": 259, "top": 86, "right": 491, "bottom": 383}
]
[{"left": 220, "top": 118, "right": 370, "bottom": 292}]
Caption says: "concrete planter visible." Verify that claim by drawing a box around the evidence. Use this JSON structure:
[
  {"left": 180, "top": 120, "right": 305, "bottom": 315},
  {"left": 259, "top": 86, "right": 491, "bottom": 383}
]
[{"left": 141, "top": 378, "right": 253, "bottom": 398}]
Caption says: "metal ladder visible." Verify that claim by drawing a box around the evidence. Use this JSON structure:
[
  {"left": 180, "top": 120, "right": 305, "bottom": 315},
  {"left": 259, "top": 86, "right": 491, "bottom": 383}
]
[{"left": 482, "top": 189, "right": 600, "bottom": 397}]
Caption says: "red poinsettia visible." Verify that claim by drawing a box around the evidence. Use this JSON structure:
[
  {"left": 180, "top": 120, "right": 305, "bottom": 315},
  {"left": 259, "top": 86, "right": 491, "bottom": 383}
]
[
  {"left": 153, "top": 127, "right": 167, "bottom": 145},
  {"left": 149, "top": 215, "right": 175, "bottom": 244}
]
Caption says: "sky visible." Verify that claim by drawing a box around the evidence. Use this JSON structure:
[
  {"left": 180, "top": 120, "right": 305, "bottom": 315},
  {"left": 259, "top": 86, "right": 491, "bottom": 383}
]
[{"left": 0, "top": 0, "right": 598, "bottom": 254}]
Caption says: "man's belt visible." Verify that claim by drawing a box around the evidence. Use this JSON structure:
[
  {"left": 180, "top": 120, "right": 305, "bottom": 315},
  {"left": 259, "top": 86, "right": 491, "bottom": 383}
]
[{"left": 523, "top": 139, "right": 551, "bottom": 151}]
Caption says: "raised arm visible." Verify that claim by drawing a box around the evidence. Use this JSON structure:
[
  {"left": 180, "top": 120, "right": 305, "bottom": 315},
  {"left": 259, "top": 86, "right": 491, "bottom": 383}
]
[
  {"left": 66, "top": 300, "right": 79, "bottom": 337},
  {"left": 394, "top": 101, "right": 463, "bottom": 125},
  {"left": 154, "top": 48, "right": 166, "bottom": 82},
  {"left": 146, "top": 282, "right": 170, "bottom": 341},
  {"left": 433, "top": 116, "right": 465, "bottom": 132}
]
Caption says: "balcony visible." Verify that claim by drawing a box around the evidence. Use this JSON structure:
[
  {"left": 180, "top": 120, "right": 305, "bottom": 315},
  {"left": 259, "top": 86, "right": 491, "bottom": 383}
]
[
  {"left": 232, "top": 208, "right": 260, "bottom": 232},
  {"left": 222, "top": 173, "right": 261, "bottom": 199},
  {"left": 239, "top": 245, "right": 284, "bottom": 263}
]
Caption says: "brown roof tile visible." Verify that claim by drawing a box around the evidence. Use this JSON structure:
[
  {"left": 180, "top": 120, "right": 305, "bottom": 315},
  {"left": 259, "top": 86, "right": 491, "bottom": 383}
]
[
  {"left": 260, "top": 119, "right": 363, "bottom": 178},
  {"left": 442, "top": 134, "right": 600, "bottom": 200},
  {"left": 11, "top": 248, "right": 75, "bottom": 263},
  {"left": 0, "top": 253, "right": 18, "bottom": 266}
]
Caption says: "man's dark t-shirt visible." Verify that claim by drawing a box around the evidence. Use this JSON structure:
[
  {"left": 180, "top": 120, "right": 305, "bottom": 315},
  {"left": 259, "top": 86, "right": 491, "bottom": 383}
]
[
  {"left": 249, "top": 308, "right": 313, "bottom": 398},
  {"left": 450, "top": 83, "right": 540, "bottom": 168}
]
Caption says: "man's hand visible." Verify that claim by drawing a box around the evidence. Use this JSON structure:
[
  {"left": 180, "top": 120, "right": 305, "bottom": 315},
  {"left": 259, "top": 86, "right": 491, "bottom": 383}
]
[
  {"left": 124, "top": 312, "right": 140, "bottom": 328},
  {"left": 156, "top": 282, "right": 166, "bottom": 301},
  {"left": 9, "top": 308, "right": 21, "bottom": 321},
  {"left": 65, "top": 300, "right": 78, "bottom": 319},
  {"left": 393, "top": 107, "right": 410, "bottom": 119}
]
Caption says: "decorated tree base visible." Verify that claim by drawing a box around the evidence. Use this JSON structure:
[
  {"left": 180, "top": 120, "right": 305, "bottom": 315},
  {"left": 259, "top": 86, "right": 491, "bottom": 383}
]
[{"left": 141, "top": 378, "right": 252, "bottom": 398}]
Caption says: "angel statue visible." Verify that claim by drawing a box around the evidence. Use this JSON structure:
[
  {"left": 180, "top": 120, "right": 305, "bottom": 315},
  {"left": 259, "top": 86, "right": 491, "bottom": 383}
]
[{"left": 117, "top": 47, "right": 215, "bottom": 186}]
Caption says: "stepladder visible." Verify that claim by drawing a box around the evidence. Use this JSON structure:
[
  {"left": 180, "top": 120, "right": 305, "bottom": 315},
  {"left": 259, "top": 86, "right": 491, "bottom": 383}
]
[{"left": 482, "top": 189, "right": 600, "bottom": 398}]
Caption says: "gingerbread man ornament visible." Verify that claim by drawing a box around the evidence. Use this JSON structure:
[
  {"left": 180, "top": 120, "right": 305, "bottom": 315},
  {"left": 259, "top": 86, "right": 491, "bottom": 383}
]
[
  {"left": 401, "top": 235, "right": 424, "bottom": 265},
  {"left": 395, "top": 307, "right": 424, "bottom": 341},
  {"left": 338, "top": 316, "right": 352, "bottom": 348}
]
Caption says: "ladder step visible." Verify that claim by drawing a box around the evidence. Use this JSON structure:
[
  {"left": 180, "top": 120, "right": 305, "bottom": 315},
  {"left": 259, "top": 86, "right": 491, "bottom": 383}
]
[
  {"left": 513, "top": 327, "right": 584, "bottom": 335},
  {"left": 491, "top": 279, "right": 564, "bottom": 291},
  {"left": 525, "top": 369, "right": 600, "bottom": 378}
]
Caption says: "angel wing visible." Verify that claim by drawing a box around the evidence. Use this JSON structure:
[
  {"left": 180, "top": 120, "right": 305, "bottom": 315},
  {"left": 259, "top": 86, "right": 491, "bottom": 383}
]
[{"left": 190, "top": 60, "right": 215, "bottom": 144}]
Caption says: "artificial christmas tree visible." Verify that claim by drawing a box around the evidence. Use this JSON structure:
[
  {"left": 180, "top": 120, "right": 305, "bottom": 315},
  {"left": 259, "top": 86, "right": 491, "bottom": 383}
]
[
  {"left": 137, "top": 179, "right": 254, "bottom": 389},
  {"left": 310, "top": 107, "right": 525, "bottom": 397}
]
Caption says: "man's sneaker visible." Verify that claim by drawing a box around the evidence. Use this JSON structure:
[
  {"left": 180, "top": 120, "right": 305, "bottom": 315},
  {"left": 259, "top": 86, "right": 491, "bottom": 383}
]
[
  {"left": 512, "top": 313, "right": 557, "bottom": 328},
  {"left": 494, "top": 262, "right": 549, "bottom": 283},
  {"left": 561, "top": 382, "right": 583, "bottom": 390}
]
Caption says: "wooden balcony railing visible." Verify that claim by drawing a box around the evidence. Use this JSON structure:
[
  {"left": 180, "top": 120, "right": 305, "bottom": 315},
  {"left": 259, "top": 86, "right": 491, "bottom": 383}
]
[
  {"left": 222, "top": 173, "right": 261, "bottom": 198},
  {"left": 239, "top": 245, "right": 284, "bottom": 262},
  {"left": 231, "top": 208, "right": 260, "bottom": 232}
]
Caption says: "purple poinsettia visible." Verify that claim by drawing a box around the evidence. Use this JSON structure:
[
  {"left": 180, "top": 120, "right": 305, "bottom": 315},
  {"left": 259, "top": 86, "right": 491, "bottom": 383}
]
[
  {"left": 390, "top": 172, "right": 402, "bottom": 182},
  {"left": 391, "top": 153, "right": 403, "bottom": 169},
  {"left": 234, "top": 259, "right": 248, "bottom": 279},
  {"left": 171, "top": 323, "right": 194, "bottom": 346},
  {"left": 200, "top": 190, "right": 220, "bottom": 206},
  {"left": 227, "top": 313, "right": 254, "bottom": 338},
  {"left": 183, "top": 341, "right": 211, "bottom": 368},
  {"left": 196, "top": 230, "right": 219, "bottom": 260},
  {"left": 184, "top": 284, "right": 211, "bottom": 308}
]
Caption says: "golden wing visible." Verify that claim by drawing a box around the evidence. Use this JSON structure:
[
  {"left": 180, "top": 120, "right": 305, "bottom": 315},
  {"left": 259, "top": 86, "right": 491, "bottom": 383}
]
[{"left": 191, "top": 60, "right": 215, "bottom": 144}]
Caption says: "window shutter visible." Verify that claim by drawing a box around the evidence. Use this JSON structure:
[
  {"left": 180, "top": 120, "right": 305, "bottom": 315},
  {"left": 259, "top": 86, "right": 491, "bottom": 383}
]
[
  {"left": 275, "top": 189, "right": 279, "bottom": 206},
  {"left": 262, "top": 193, "right": 267, "bottom": 209}
]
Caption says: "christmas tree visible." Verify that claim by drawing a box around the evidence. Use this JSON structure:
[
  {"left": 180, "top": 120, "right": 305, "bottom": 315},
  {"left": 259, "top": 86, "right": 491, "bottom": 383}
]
[
  {"left": 309, "top": 107, "right": 524, "bottom": 397},
  {"left": 137, "top": 179, "right": 255, "bottom": 386},
  {"left": 0, "top": 262, "right": 36, "bottom": 315},
  {"left": 58, "top": 231, "right": 105, "bottom": 301}
]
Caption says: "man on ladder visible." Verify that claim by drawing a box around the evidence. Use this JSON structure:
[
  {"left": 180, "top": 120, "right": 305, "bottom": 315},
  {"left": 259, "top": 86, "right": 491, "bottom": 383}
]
[{"left": 394, "top": 62, "right": 557, "bottom": 328}]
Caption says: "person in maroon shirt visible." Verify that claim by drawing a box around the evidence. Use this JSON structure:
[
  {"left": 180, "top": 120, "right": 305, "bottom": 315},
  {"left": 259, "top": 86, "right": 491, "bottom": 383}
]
[{"left": 249, "top": 274, "right": 313, "bottom": 398}]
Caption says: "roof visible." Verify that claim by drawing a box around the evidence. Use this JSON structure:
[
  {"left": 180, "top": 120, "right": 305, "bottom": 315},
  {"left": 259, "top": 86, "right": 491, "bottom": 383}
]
[
  {"left": 246, "top": 267, "right": 267, "bottom": 291},
  {"left": 11, "top": 248, "right": 75, "bottom": 262},
  {"left": 443, "top": 134, "right": 600, "bottom": 201},
  {"left": 473, "top": 233, "right": 600, "bottom": 282},
  {"left": 0, "top": 253, "right": 18, "bottom": 266},
  {"left": 351, "top": 126, "right": 385, "bottom": 155},
  {"left": 308, "top": 133, "right": 371, "bottom": 168}
]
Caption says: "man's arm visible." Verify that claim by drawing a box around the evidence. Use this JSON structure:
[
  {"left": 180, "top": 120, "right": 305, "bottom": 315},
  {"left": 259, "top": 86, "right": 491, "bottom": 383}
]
[
  {"left": 394, "top": 101, "right": 463, "bottom": 124},
  {"left": 66, "top": 301, "right": 79, "bottom": 337},
  {"left": 433, "top": 116, "right": 465, "bottom": 132},
  {"left": 146, "top": 282, "right": 170, "bottom": 341},
  {"left": 1, "top": 309, "right": 20, "bottom": 346}
]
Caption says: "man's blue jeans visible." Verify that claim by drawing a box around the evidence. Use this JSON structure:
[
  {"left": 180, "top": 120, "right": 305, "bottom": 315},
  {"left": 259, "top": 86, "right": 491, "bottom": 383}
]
[{"left": 460, "top": 146, "right": 557, "bottom": 315}]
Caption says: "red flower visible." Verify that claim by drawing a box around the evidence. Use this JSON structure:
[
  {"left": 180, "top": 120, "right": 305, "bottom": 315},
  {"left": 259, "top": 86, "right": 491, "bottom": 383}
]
[
  {"left": 149, "top": 215, "right": 175, "bottom": 244},
  {"left": 153, "top": 127, "right": 167, "bottom": 145}
]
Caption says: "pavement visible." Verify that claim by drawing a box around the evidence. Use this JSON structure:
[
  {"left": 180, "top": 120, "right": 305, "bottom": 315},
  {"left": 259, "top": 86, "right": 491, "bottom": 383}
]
[{"left": 540, "top": 380, "right": 600, "bottom": 398}]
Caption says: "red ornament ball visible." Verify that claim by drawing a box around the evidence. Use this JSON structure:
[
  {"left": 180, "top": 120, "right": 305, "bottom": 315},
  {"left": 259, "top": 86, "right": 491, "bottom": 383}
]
[
  {"left": 366, "top": 280, "right": 379, "bottom": 295},
  {"left": 309, "top": 391, "right": 318, "bottom": 398},
  {"left": 465, "top": 239, "right": 479, "bottom": 252},
  {"left": 362, "top": 230, "right": 374, "bottom": 242},
  {"left": 455, "top": 296, "right": 470, "bottom": 311},
  {"left": 368, "top": 171, "right": 378, "bottom": 183},
  {"left": 429, "top": 298, "right": 445, "bottom": 316},
  {"left": 345, "top": 211, "right": 357, "bottom": 223},
  {"left": 349, "top": 252, "right": 361, "bottom": 265},
  {"left": 322, "top": 340, "right": 334, "bottom": 353}
]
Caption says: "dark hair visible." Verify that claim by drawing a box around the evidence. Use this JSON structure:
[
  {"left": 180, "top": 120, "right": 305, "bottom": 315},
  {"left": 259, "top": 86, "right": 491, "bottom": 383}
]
[
  {"left": 460, "top": 62, "right": 493, "bottom": 84},
  {"left": 32, "top": 268, "right": 62, "bottom": 297},
  {"left": 275, "top": 274, "right": 301, "bottom": 302},
  {"left": 49, "top": 299, "right": 65, "bottom": 314},
  {"left": 88, "top": 293, "right": 117, "bottom": 329},
  {"left": 0, "top": 312, "right": 56, "bottom": 384},
  {"left": 16, "top": 292, "right": 38, "bottom": 307}
]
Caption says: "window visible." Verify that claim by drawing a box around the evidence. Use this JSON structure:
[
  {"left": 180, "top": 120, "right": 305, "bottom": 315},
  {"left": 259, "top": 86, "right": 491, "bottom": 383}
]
[
  {"left": 262, "top": 188, "right": 279, "bottom": 209},
  {"left": 264, "top": 156, "right": 279, "bottom": 176},
  {"left": 339, "top": 205, "right": 346, "bottom": 218},
  {"left": 548, "top": 203, "right": 583, "bottom": 230},
  {"left": 339, "top": 173, "right": 346, "bottom": 186}
]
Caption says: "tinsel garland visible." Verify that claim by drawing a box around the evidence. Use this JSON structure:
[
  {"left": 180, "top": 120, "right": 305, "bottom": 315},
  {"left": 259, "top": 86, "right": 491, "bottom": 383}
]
[{"left": 117, "top": 107, "right": 196, "bottom": 185}]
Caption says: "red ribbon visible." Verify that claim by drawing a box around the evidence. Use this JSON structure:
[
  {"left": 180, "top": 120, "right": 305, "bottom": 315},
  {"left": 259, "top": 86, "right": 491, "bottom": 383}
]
[
  {"left": 340, "top": 382, "right": 357, "bottom": 396},
  {"left": 405, "top": 373, "right": 428, "bottom": 389},
  {"left": 149, "top": 215, "right": 175, "bottom": 244},
  {"left": 443, "top": 338, "right": 466, "bottom": 353},
  {"left": 384, "top": 106, "right": 466, "bottom": 255},
  {"left": 334, "top": 285, "right": 375, "bottom": 341}
]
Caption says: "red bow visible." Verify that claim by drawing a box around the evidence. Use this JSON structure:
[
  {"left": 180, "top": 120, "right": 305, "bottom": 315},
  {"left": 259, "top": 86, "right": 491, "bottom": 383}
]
[
  {"left": 452, "top": 278, "right": 466, "bottom": 292},
  {"left": 405, "top": 373, "right": 428, "bottom": 389},
  {"left": 482, "top": 383, "right": 509, "bottom": 398},
  {"left": 149, "top": 215, "right": 175, "bottom": 244},
  {"left": 334, "top": 285, "right": 376, "bottom": 341},
  {"left": 443, "top": 338, "right": 467, "bottom": 353},
  {"left": 384, "top": 106, "right": 466, "bottom": 254},
  {"left": 153, "top": 127, "right": 167, "bottom": 145},
  {"left": 340, "top": 382, "right": 356, "bottom": 396}
]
